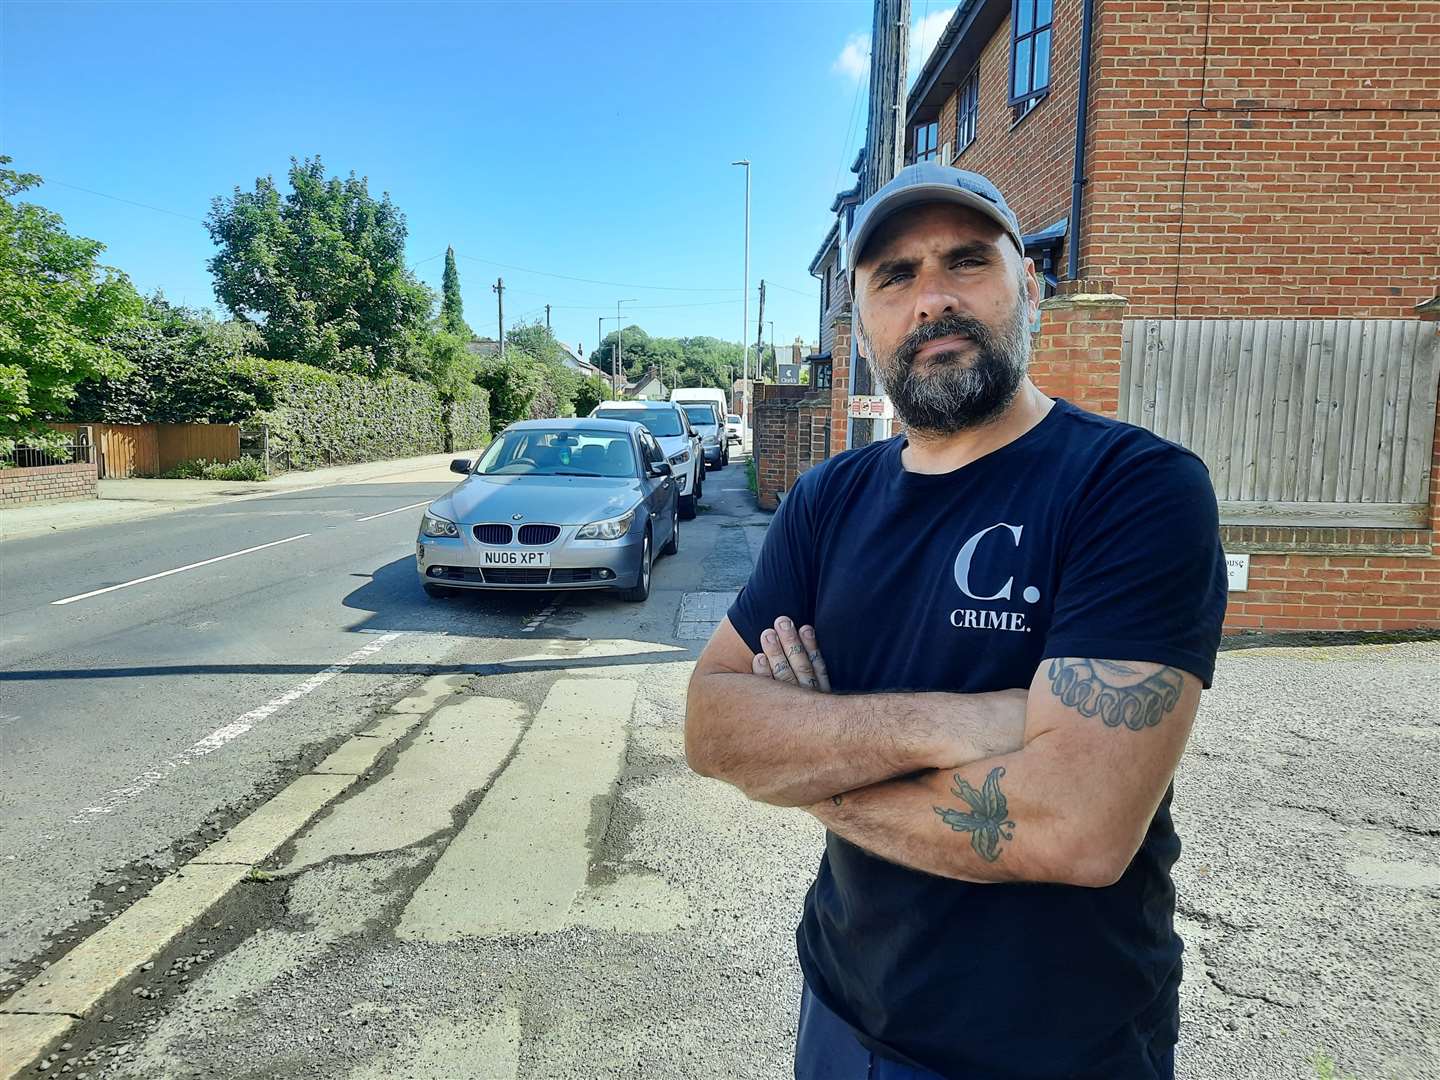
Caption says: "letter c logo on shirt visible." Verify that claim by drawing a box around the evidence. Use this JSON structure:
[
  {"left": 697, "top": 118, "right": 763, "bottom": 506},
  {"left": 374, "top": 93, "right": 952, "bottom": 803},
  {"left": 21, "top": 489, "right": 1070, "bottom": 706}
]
[{"left": 954, "top": 522, "right": 1023, "bottom": 601}]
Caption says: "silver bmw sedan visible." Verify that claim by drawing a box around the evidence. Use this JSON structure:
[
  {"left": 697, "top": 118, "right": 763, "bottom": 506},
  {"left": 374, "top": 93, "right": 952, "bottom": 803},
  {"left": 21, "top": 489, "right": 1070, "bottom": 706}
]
[{"left": 416, "top": 418, "right": 680, "bottom": 602}]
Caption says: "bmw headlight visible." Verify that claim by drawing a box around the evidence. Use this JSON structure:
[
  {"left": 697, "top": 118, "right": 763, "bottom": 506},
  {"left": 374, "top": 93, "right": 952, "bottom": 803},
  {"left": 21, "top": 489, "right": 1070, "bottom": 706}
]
[
  {"left": 421, "top": 512, "right": 460, "bottom": 538},
  {"left": 576, "top": 508, "right": 636, "bottom": 540},
  {"left": 669, "top": 451, "right": 690, "bottom": 466}
]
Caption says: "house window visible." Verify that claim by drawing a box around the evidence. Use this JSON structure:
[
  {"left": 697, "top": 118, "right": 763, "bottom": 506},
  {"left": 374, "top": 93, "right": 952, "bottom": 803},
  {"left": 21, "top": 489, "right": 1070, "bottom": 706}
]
[
  {"left": 955, "top": 67, "right": 980, "bottom": 154},
  {"left": 812, "top": 359, "right": 833, "bottom": 391},
  {"left": 912, "top": 121, "right": 939, "bottom": 163},
  {"left": 821, "top": 261, "right": 831, "bottom": 314},
  {"left": 1009, "top": 0, "right": 1053, "bottom": 106}
]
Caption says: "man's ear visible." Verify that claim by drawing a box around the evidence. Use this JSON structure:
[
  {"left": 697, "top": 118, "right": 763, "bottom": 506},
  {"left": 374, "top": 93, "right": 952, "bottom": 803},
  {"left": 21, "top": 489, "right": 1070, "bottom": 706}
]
[
  {"left": 1021, "top": 258, "right": 1043, "bottom": 334},
  {"left": 853, "top": 315, "right": 870, "bottom": 359}
]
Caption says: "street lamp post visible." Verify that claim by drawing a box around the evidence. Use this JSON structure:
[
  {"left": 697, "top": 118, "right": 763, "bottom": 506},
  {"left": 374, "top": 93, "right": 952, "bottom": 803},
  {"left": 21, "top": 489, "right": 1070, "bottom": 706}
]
[{"left": 731, "top": 159, "right": 750, "bottom": 436}]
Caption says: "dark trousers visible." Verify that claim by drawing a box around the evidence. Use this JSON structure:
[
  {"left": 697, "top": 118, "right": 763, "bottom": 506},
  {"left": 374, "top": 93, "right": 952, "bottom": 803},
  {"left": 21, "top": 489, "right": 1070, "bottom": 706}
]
[{"left": 794, "top": 982, "right": 1176, "bottom": 1080}]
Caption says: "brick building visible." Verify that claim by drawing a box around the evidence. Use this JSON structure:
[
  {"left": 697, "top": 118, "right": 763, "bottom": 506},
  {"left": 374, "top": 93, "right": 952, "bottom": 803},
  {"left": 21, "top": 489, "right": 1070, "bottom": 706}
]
[{"left": 773, "top": 0, "right": 1440, "bottom": 633}]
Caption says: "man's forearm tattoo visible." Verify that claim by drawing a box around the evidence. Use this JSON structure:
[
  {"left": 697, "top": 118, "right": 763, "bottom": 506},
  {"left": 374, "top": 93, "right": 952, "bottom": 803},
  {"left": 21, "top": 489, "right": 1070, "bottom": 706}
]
[
  {"left": 934, "top": 766, "right": 1014, "bottom": 863},
  {"left": 1048, "top": 658, "right": 1184, "bottom": 731}
]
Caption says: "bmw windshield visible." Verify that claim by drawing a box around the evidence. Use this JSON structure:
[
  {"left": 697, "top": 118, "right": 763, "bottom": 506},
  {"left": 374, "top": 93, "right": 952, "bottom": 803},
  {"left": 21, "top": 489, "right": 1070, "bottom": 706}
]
[
  {"left": 473, "top": 429, "right": 638, "bottom": 478},
  {"left": 593, "top": 408, "right": 684, "bottom": 438}
]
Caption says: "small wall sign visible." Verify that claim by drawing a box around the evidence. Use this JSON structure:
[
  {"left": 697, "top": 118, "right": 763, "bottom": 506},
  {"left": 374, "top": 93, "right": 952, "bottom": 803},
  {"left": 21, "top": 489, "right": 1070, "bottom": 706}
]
[
  {"left": 1225, "top": 552, "right": 1250, "bottom": 592},
  {"left": 846, "top": 395, "right": 893, "bottom": 418}
]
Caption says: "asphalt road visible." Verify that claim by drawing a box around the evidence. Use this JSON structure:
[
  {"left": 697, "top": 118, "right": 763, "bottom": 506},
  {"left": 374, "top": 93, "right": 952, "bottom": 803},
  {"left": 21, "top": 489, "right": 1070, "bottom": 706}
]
[{"left": 0, "top": 462, "right": 623, "bottom": 983}]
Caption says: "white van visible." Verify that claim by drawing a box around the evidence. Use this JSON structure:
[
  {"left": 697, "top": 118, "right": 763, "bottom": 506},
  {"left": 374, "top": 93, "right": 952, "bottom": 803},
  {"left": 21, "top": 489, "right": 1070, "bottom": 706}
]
[{"left": 670, "top": 388, "right": 731, "bottom": 468}]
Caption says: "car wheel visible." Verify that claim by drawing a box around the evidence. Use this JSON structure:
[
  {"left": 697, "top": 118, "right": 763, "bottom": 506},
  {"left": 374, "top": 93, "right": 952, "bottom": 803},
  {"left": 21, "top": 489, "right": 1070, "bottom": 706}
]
[
  {"left": 680, "top": 491, "right": 697, "bottom": 520},
  {"left": 622, "top": 532, "right": 652, "bottom": 602},
  {"left": 423, "top": 582, "right": 459, "bottom": 599},
  {"left": 661, "top": 507, "right": 679, "bottom": 555},
  {"left": 695, "top": 468, "right": 704, "bottom": 500}
]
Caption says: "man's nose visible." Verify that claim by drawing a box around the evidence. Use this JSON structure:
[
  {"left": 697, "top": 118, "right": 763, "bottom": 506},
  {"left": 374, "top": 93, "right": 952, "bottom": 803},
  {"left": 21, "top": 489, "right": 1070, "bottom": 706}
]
[{"left": 912, "top": 268, "right": 962, "bottom": 324}]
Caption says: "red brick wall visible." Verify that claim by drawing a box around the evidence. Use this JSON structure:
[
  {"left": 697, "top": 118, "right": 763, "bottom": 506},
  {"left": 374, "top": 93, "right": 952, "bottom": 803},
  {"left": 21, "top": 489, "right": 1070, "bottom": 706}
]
[
  {"left": 0, "top": 462, "right": 99, "bottom": 506},
  {"left": 1083, "top": 0, "right": 1440, "bottom": 318},
  {"left": 935, "top": 0, "right": 1081, "bottom": 246},
  {"left": 829, "top": 315, "right": 853, "bottom": 452},
  {"left": 752, "top": 384, "right": 833, "bottom": 512},
  {"left": 1030, "top": 279, "right": 1125, "bottom": 416},
  {"left": 920, "top": 1, "right": 1439, "bottom": 317}
]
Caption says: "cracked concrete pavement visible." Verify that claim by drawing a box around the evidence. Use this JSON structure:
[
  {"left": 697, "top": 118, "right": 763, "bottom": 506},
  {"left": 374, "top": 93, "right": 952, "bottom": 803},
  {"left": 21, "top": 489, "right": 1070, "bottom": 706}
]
[{"left": 6, "top": 465, "right": 1436, "bottom": 1079}]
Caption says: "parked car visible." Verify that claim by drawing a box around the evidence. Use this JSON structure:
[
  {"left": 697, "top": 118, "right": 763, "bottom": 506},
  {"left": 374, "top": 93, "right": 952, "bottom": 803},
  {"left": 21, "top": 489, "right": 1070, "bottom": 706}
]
[
  {"left": 725, "top": 413, "right": 744, "bottom": 445},
  {"left": 417, "top": 418, "right": 679, "bottom": 603},
  {"left": 589, "top": 400, "right": 704, "bottom": 519},
  {"left": 677, "top": 401, "right": 727, "bottom": 469},
  {"left": 671, "top": 388, "right": 732, "bottom": 448}
]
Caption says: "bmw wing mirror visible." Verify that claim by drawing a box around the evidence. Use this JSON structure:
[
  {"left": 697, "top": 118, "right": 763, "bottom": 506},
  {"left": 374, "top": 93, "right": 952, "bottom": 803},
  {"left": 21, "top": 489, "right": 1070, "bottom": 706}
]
[{"left": 449, "top": 458, "right": 472, "bottom": 474}]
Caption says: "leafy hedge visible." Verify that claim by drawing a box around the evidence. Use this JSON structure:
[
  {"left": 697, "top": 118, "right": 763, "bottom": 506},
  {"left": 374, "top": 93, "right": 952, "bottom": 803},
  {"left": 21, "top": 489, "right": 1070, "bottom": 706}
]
[
  {"left": 445, "top": 385, "right": 490, "bottom": 453},
  {"left": 238, "top": 358, "right": 488, "bottom": 470}
]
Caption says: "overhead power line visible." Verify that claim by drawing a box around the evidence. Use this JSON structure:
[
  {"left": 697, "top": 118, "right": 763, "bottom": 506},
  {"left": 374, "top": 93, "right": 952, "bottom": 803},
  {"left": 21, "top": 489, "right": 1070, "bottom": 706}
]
[
  {"left": 45, "top": 180, "right": 207, "bottom": 223},
  {"left": 454, "top": 252, "right": 740, "bottom": 294}
]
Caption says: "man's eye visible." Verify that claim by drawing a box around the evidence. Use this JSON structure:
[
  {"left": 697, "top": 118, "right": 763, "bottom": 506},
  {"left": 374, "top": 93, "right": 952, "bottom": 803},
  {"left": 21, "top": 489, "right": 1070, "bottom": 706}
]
[
  {"left": 882, "top": 272, "right": 911, "bottom": 288},
  {"left": 952, "top": 258, "right": 985, "bottom": 270}
]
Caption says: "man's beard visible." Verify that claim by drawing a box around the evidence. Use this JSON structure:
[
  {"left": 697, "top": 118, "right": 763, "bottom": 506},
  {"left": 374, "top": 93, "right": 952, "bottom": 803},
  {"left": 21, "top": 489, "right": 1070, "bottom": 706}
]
[{"left": 866, "top": 294, "right": 1032, "bottom": 436}]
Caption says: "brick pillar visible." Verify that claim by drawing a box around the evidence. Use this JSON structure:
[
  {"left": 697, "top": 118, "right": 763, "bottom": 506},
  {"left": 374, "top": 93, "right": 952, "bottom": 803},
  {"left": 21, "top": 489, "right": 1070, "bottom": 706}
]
[
  {"left": 1033, "top": 278, "right": 1127, "bottom": 418},
  {"left": 830, "top": 312, "right": 852, "bottom": 453}
]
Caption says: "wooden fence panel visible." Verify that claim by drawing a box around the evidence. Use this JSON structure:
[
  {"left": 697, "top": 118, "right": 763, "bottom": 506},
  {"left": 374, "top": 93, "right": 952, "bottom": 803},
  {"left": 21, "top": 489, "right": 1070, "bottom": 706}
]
[
  {"left": 155, "top": 424, "right": 240, "bottom": 473},
  {"left": 1120, "top": 319, "right": 1439, "bottom": 527},
  {"left": 45, "top": 423, "right": 239, "bottom": 477}
]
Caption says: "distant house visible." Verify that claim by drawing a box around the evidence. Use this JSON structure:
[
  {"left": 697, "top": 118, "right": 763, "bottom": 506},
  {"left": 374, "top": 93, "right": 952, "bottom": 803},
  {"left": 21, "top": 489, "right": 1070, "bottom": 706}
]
[
  {"left": 624, "top": 368, "right": 667, "bottom": 401},
  {"left": 557, "top": 340, "right": 602, "bottom": 379},
  {"left": 464, "top": 337, "right": 501, "bottom": 358}
]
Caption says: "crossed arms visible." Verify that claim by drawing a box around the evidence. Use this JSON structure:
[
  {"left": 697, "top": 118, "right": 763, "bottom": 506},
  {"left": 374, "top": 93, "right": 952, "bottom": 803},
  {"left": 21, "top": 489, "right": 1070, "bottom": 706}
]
[{"left": 684, "top": 616, "right": 1202, "bottom": 888}]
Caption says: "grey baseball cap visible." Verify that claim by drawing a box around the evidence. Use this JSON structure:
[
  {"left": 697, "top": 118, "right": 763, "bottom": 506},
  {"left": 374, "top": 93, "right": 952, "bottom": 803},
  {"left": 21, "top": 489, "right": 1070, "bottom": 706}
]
[{"left": 845, "top": 162, "right": 1025, "bottom": 274}]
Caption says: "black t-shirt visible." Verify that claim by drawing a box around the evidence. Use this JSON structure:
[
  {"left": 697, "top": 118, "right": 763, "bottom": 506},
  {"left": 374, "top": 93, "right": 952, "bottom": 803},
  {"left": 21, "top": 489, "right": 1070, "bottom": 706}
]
[{"left": 728, "top": 399, "right": 1228, "bottom": 1080}]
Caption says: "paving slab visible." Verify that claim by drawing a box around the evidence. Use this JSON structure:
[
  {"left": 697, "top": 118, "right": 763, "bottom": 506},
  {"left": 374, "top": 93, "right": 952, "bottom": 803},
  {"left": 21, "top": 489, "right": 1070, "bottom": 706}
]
[
  {"left": 0, "top": 1012, "right": 76, "bottom": 1080},
  {"left": 282, "top": 696, "right": 526, "bottom": 874},
  {"left": 385, "top": 673, "right": 471, "bottom": 715},
  {"left": 310, "top": 737, "right": 390, "bottom": 776},
  {"left": 0, "top": 864, "right": 249, "bottom": 1017},
  {"left": 675, "top": 591, "right": 738, "bottom": 640},
  {"left": 397, "top": 678, "right": 636, "bottom": 940},
  {"left": 190, "top": 774, "right": 353, "bottom": 866}
]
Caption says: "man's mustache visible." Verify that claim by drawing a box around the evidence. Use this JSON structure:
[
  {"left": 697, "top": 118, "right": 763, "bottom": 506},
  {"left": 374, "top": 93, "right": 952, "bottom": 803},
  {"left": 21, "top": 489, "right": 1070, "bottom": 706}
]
[{"left": 895, "top": 316, "right": 995, "bottom": 367}]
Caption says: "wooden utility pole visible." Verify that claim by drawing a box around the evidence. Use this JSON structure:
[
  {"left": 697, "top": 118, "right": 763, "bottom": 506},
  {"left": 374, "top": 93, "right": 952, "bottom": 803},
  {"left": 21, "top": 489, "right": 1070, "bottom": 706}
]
[
  {"left": 492, "top": 278, "right": 505, "bottom": 355},
  {"left": 862, "top": 0, "right": 911, "bottom": 200},
  {"left": 754, "top": 279, "right": 767, "bottom": 378}
]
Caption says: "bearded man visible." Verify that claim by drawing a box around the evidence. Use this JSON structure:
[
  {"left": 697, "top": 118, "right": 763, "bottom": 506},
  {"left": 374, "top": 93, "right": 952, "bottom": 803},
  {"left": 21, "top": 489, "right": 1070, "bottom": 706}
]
[{"left": 685, "top": 163, "right": 1228, "bottom": 1080}]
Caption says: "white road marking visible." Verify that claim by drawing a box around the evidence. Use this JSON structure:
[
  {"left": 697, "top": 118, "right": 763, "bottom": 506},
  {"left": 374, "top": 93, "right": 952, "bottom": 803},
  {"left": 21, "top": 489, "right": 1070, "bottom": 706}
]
[
  {"left": 520, "top": 597, "right": 560, "bottom": 633},
  {"left": 355, "top": 500, "right": 432, "bottom": 523},
  {"left": 51, "top": 534, "right": 311, "bottom": 606},
  {"left": 69, "top": 633, "right": 401, "bottom": 823}
]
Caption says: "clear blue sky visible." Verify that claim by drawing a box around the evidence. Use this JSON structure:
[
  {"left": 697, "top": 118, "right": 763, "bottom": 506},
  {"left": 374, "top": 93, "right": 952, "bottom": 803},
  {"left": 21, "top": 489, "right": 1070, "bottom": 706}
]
[{"left": 2, "top": 0, "right": 951, "bottom": 357}]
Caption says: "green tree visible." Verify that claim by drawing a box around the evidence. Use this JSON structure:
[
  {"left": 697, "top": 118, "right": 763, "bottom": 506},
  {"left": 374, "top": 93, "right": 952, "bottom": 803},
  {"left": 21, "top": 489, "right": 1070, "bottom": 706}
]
[
  {"left": 440, "top": 246, "right": 468, "bottom": 337},
  {"left": 475, "top": 350, "right": 544, "bottom": 433},
  {"left": 72, "top": 294, "right": 264, "bottom": 423},
  {"left": 0, "top": 158, "right": 141, "bottom": 454},
  {"left": 206, "top": 156, "right": 431, "bottom": 376},
  {"left": 572, "top": 374, "right": 610, "bottom": 417},
  {"left": 506, "top": 320, "right": 564, "bottom": 365}
]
